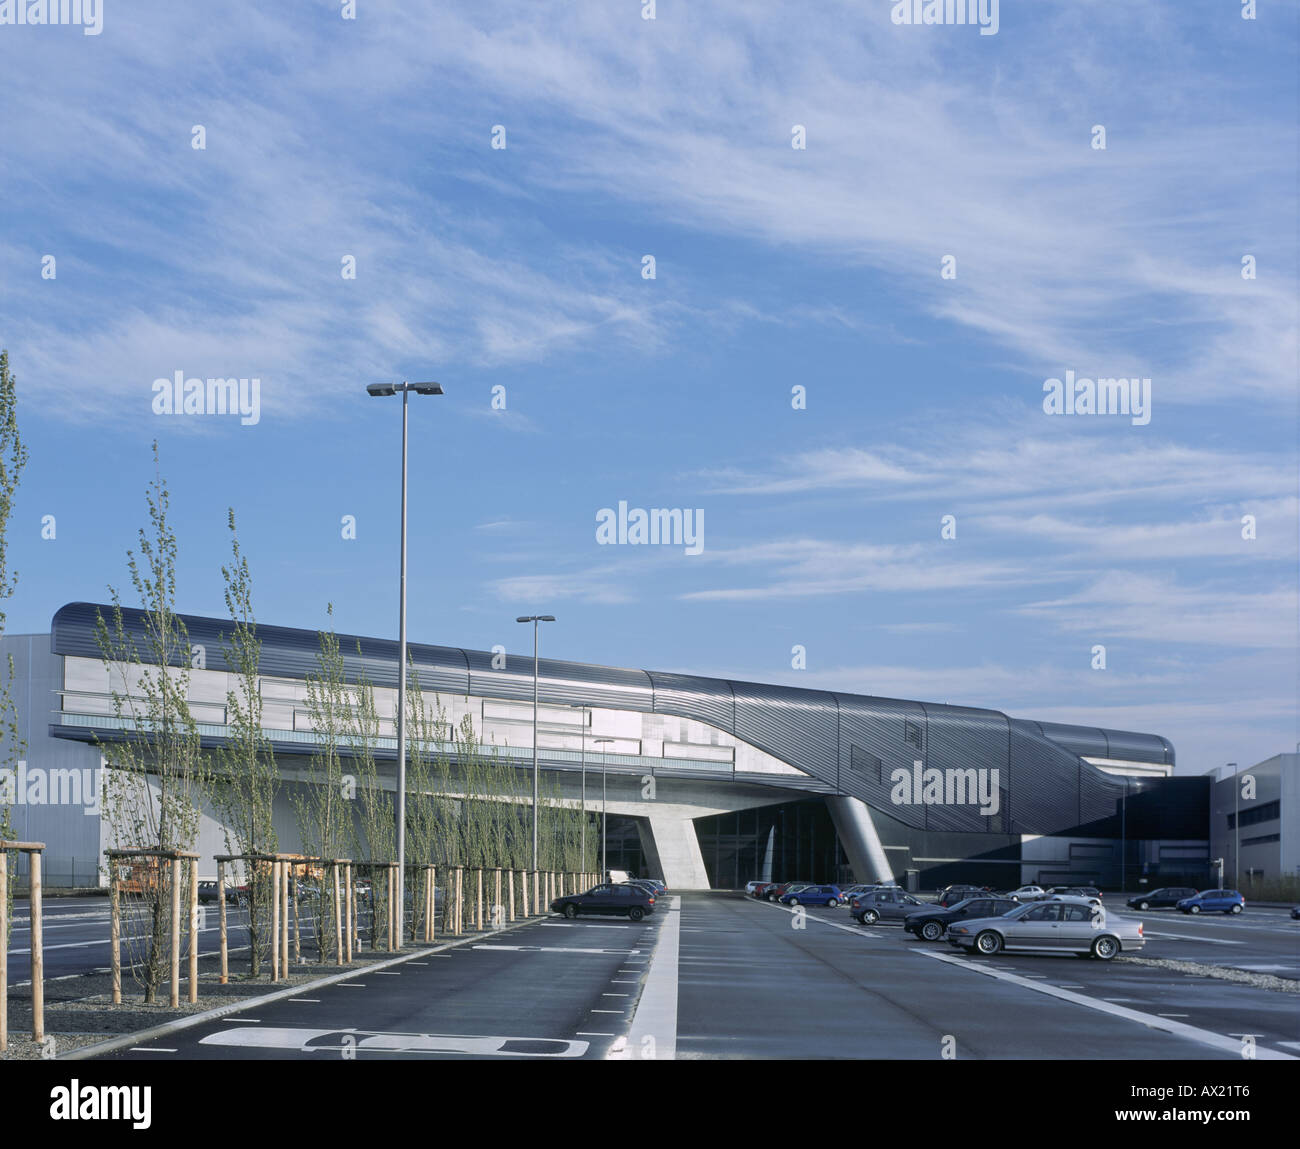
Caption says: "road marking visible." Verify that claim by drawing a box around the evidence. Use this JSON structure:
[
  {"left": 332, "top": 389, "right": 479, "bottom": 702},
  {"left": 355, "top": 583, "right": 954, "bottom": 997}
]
[
  {"left": 338, "top": 983, "right": 368, "bottom": 987},
  {"left": 750, "top": 897, "right": 883, "bottom": 939},
  {"left": 611, "top": 979, "right": 638, "bottom": 984},
  {"left": 540, "top": 922, "right": 631, "bottom": 929},
  {"left": 373, "top": 971, "right": 401, "bottom": 976},
  {"left": 1158, "top": 1013, "right": 1191, "bottom": 1018},
  {"left": 620, "top": 895, "right": 680, "bottom": 1062},
  {"left": 129, "top": 1047, "right": 176, "bottom": 1053},
  {"left": 198, "top": 1027, "right": 589, "bottom": 1057},
  {"left": 577, "top": 1031, "right": 615, "bottom": 1037},
  {"left": 407, "top": 962, "right": 429, "bottom": 966},
  {"left": 591, "top": 1009, "right": 624, "bottom": 1014},
  {"left": 1143, "top": 931, "right": 1245, "bottom": 946},
  {"left": 288, "top": 998, "right": 319, "bottom": 1003},
  {"left": 473, "top": 944, "right": 637, "bottom": 955},
  {"left": 918, "top": 950, "right": 1296, "bottom": 1060},
  {"left": 228, "top": 1018, "right": 261, "bottom": 1022}
]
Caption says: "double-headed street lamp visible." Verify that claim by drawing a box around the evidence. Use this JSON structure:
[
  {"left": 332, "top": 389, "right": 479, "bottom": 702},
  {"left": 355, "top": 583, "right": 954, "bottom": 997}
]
[
  {"left": 516, "top": 615, "right": 556, "bottom": 872},
  {"left": 367, "top": 380, "right": 443, "bottom": 946}
]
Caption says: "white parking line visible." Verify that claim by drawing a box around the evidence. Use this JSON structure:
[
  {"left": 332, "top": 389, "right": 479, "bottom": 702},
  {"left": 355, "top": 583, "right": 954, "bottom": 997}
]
[
  {"left": 1143, "top": 931, "right": 1246, "bottom": 946},
  {"left": 918, "top": 950, "right": 1295, "bottom": 1060},
  {"left": 288, "top": 999, "right": 319, "bottom": 1003},
  {"left": 620, "top": 895, "right": 681, "bottom": 1062},
  {"left": 129, "top": 1048, "right": 176, "bottom": 1053}
]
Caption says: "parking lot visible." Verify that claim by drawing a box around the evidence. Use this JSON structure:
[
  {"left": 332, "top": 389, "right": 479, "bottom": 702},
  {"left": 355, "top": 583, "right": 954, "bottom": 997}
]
[{"left": 42, "top": 889, "right": 1291, "bottom": 1061}]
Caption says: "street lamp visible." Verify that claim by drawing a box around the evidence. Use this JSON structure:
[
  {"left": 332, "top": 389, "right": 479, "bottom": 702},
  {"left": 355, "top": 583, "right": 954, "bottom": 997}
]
[
  {"left": 1228, "top": 762, "right": 1238, "bottom": 886},
  {"left": 367, "top": 380, "right": 443, "bottom": 947},
  {"left": 516, "top": 615, "right": 556, "bottom": 872},
  {"left": 594, "top": 737, "right": 614, "bottom": 879}
]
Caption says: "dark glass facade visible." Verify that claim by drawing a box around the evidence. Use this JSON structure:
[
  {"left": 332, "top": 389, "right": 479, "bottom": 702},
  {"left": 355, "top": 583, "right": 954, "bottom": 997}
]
[{"left": 694, "top": 800, "right": 851, "bottom": 889}]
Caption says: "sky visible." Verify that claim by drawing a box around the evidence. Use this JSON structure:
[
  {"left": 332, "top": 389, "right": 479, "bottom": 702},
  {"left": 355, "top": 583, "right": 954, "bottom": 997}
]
[{"left": 0, "top": 0, "right": 1296, "bottom": 777}]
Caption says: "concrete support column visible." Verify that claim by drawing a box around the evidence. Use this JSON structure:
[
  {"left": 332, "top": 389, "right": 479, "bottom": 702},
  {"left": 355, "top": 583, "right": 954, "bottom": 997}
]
[{"left": 825, "top": 795, "right": 894, "bottom": 884}]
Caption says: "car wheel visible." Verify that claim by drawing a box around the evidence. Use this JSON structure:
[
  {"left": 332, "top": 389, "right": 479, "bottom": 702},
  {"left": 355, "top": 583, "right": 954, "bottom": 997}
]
[
  {"left": 1189, "top": 904, "right": 1201, "bottom": 914},
  {"left": 767, "top": 893, "right": 778, "bottom": 902},
  {"left": 921, "top": 920, "right": 945, "bottom": 942},
  {"left": 629, "top": 907, "right": 645, "bottom": 921},
  {"left": 974, "top": 930, "right": 1003, "bottom": 956},
  {"left": 1229, "top": 904, "right": 1243, "bottom": 914},
  {"left": 1091, "top": 935, "right": 1119, "bottom": 961},
  {"left": 790, "top": 898, "right": 800, "bottom": 907},
  {"left": 862, "top": 909, "right": 879, "bottom": 925},
  {"left": 563, "top": 904, "right": 578, "bottom": 919},
  {"left": 1138, "top": 901, "right": 1150, "bottom": 910}
]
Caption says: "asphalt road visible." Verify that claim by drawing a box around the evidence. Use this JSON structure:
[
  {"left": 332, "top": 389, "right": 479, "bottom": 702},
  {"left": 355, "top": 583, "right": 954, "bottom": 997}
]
[{"left": 74, "top": 892, "right": 1299, "bottom": 1061}]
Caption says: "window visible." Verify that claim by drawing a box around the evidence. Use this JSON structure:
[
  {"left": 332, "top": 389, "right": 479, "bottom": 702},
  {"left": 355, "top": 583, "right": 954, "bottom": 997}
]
[
  {"left": 904, "top": 720, "right": 923, "bottom": 750},
  {"left": 1227, "top": 800, "right": 1280, "bottom": 830},
  {"left": 1062, "top": 905, "right": 1092, "bottom": 922},
  {"left": 1024, "top": 904, "right": 1062, "bottom": 921}
]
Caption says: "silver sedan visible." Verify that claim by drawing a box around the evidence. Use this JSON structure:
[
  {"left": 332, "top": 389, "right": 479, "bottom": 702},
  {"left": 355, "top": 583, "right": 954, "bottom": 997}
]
[{"left": 945, "top": 897, "right": 1144, "bottom": 960}]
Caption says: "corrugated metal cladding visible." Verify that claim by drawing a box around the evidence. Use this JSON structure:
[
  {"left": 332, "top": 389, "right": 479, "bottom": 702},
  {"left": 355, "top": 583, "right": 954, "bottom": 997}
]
[
  {"left": 1078, "top": 760, "right": 1128, "bottom": 826},
  {"left": 729, "top": 680, "right": 839, "bottom": 790},
  {"left": 646, "top": 671, "right": 735, "bottom": 732},
  {"left": 921, "top": 704, "right": 1009, "bottom": 835},
  {"left": 467, "top": 648, "right": 653, "bottom": 712},
  {"left": 836, "top": 694, "right": 928, "bottom": 826}
]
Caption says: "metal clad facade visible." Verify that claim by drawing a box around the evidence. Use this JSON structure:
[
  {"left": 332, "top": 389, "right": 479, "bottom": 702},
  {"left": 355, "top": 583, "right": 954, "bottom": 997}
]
[
  {"left": 729, "top": 680, "right": 838, "bottom": 789},
  {"left": 836, "top": 694, "right": 929, "bottom": 829},
  {"left": 920, "top": 704, "right": 1010, "bottom": 834},
  {"left": 647, "top": 670, "right": 736, "bottom": 732}
]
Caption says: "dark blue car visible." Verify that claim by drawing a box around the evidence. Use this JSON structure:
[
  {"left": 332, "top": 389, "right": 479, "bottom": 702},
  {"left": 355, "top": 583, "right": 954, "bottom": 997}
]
[
  {"left": 779, "top": 884, "right": 844, "bottom": 907},
  {"left": 1176, "top": 889, "right": 1245, "bottom": 915}
]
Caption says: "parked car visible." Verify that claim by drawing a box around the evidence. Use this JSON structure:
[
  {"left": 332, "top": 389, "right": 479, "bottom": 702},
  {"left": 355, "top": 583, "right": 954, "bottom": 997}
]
[
  {"left": 551, "top": 882, "right": 656, "bottom": 921},
  {"left": 1005, "top": 885, "right": 1047, "bottom": 902},
  {"left": 744, "top": 881, "right": 767, "bottom": 895},
  {"left": 767, "top": 881, "right": 814, "bottom": 902},
  {"left": 1292, "top": 905, "right": 1300, "bottom": 920},
  {"left": 1047, "top": 887, "right": 1102, "bottom": 906},
  {"left": 780, "top": 884, "right": 844, "bottom": 907},
  {"left": 946, "top": 897, "right": 1144, "bottom": 960},
  {"left": 197, "top": 880, "right": 244, "bottom": 906},
  {"left": 933, "top": 884, "right": 991, "bottom": 908},
  {"left": 904, "top": 895, "right": 1020, "bottom": 941},
  {"left": 852, "top": 888, "right": 928, "bottom": 925},
  {"left": 751, "top": 882, "right": 778, "bottom": 899},
  {"left": 1176, "top": 889, "right": 1245, "bottom": 915},
  {"left": 1127, "top": 887, "right": 1197, "bottom": 910}
]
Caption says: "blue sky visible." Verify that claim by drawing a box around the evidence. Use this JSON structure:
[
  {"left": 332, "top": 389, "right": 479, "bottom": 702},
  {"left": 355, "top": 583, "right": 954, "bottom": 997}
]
[{"left": 1, "top": 0, "right": 1296, "bottom": 775}]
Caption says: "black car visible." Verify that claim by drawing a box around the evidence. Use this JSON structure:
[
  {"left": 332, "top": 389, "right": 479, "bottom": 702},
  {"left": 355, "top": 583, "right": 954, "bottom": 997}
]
[
  {"left": 933, "top": 884, "right": 990, "bottom": 908},
  {"left": 905, "top": 896, "right": 1020, "bottom": 941},
  {"left": 1126, "top": 886, "right": 1197, "bottom": 910},
  {"left": 551, "top": 882, "right": 656, "bottom": 921},
  {"left": 197, "top": 880, "right": 244, "bottom": 906}
]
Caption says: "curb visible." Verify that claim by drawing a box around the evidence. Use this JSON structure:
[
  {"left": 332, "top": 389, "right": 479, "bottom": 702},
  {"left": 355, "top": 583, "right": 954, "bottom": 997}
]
[{"left": 59, "top": 912, "right": 549, "bottom": 1061}]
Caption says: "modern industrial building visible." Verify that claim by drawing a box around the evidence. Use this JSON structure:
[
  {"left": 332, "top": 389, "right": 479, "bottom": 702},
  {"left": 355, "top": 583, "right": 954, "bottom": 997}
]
[
  {"left": 0, "top": 602, "right": 1229, "bottom": 891},
  {"left": 1208, "top": 755, "right": 1299, "bottom": 886}
]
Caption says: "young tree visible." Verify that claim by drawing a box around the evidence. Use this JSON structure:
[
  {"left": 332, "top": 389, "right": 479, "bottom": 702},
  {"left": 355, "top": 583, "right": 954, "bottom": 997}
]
[
  {"left": 342, "top": 652, "right": 394, "bottom": 948},
  {"left": 291, "top": 609, "right": 351, "bottom": 960},
  {"left": 94, "top": 443, "right": 207, "bottom": 1002},
  {"left": 0, "top": 352, "right": 29, "bottom": 906},
  {"left": 210, "top": 510, "right": 278, "bottom": 974}
]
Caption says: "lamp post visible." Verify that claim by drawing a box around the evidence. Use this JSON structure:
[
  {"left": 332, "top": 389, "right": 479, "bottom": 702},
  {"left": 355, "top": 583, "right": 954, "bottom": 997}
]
[
  {"left": 1228, "top": 762, "right": 1238, "bottom": 887},
  {"left": 580, "top": 713, "right": 588, "bottom": 876},
  {"left": 516, "top": 615, "right": 556, "bottom": 872},
  {"left": 594, "top": 738, "right": 613, "bottom": 879},
  {"left": 367, "top": 380, "right": 443, "bottom": 946}
]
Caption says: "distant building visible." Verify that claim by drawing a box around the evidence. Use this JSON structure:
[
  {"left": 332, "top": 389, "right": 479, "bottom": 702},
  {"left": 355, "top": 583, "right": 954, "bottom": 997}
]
[{"left": 1207, "top": 755, "right": 1299, "bottom": 885}]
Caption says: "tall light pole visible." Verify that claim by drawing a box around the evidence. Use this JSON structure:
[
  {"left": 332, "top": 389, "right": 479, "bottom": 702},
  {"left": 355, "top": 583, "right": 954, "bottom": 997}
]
[
  {"left": 1228, "top": 761, "right": 1238, "bottom": 886},
  {"left": 516, "top": 615, "right": 555, "bottom": 871},
  {"left": 580, "top": 711, "right": 589, "bottom": 876},
  {"left": 594, "top": 737, "right": 613, "bottom": 879},
  {"left": 367, "top": 380, "right": 443, "bottom": 946}
]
